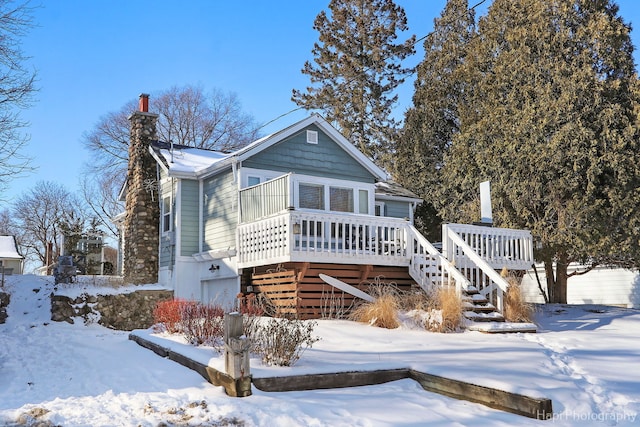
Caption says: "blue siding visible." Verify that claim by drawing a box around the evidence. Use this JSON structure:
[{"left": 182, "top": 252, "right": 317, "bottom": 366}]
[
  {"left": 203, "top": 169, "right": 237, "bottom": 252},
  {"left": 242, "top": 124, "right": 375, "bottom": 183},
  {"left": 180, "top": 179, "right": 199, "bottom": 256},
  {"left": 384, "top": 200, "right": 411, "bottom": 219}
]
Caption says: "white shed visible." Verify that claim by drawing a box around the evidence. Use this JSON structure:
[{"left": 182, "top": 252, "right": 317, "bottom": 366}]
[{"left": 0, "top": 235, "right": 23, "bottom": 275}]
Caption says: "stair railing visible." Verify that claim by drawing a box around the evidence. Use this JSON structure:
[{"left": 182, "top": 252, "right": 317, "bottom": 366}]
[
  {"left": 444, "top": 227, "right": 512, "bottom": 312},
  {"left": 406, "top": 224, "right": 471, "bottom": 296}
]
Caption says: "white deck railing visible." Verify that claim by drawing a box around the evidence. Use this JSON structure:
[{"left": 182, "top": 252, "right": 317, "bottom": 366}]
[
  {"left": 443, "top": 224, "right": 534, "bottom": 270},
  {"left": 237, "top": 210, "right": 411, "bottom": 268},
  {"left": 236, "top": 214, "right": 535, "bottom": 313},
  {"left": 442, "top": 224, "right": 534, "bottom": 311}
]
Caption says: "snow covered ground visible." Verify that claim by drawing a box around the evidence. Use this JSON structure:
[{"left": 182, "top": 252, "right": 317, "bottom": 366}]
[{"left": 0, "top": 274, "right": 639, "bottom": 426}]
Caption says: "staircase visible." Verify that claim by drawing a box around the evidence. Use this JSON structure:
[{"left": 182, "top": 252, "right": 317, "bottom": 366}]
[
  {"left": 406, "top": 224, "right": 537, "bottom": 334},
  {"left": 463, "top": 286, "right": 537, "bottom": 333}
]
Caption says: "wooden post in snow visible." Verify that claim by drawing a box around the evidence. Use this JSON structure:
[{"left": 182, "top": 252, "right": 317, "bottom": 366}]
[{"left": 222, "top": 312, "right": 252, "bottom": 397}]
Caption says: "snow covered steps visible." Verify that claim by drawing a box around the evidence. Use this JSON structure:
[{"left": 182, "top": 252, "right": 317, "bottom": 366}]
[{"left": 462, "top": 287, "right": 537, "bottom": 333}]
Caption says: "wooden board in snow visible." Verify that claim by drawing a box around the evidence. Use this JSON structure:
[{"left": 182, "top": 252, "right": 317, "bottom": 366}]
[{"left": 319, "top": 274, "right": 375, "bottom": 302}]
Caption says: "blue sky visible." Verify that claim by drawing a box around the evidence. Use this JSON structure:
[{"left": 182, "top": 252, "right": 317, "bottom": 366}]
[{"left": 4, "top": 0, "right": 640, "bottom": 203}]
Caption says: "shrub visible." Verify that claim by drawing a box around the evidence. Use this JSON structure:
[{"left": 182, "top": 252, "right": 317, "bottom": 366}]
[
  {"left": 180, "top": 302, "right": 225, "bottom": 347},
  {"left": 253, "top": 317, "right": 320, "bottom": 366},
  {"left": 349, "top": 284, "right": 400, "bottom": 329},
  {"left": 396, "top": 286, "right": 430, "bottom": 312},
  {"left": 501, "top": 269, "right": 534, "bottom": 323},
  {"left": 237, "top": 293, "right": 265, "bottom": 317},
  {"left": 433, "top": 286, "right": 463, "bottom": 332},
  {"left": 153, "top": 299, "right": 194, "bottom": 334}
]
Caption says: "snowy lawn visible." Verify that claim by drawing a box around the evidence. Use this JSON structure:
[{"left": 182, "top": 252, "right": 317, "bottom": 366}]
[{"left": 0, "top": 275, "right": 639, "bottom": 426}]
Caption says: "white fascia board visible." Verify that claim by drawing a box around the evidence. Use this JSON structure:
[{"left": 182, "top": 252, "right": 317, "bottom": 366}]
[
  {"left": 148, "top": 146, "right": 168, "bottom": 171},
  {"left": 375, "top": 193, "right": 423, "bottom": 204},
  {"left": 215, "top": 115, "right": 388, "bottom": 181},
  {"left": 164, "top": 115, "right": 389, "bottom": 182}
]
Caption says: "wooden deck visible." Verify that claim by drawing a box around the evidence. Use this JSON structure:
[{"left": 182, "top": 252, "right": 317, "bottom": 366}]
[{"left": 242, "top": 262, "right": 416, "bottom": 319}]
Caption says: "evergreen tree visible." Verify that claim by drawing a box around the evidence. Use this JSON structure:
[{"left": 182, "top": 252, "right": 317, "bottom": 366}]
[
  {"left": 435, "top": 0, "right": 640, "bottom": 303},
  {"left": 396, "top": 0, "right": 476, "bottom": 240},
  {"left": 292, "top": 0, "right": 415, "bottom": 163}
]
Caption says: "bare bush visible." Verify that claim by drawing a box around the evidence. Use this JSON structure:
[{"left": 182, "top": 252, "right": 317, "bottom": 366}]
[
  {"left": 180, "top": 302, "right": 225, "bottom": 347},
  {"left": 253, "top": 318, "right": 320, "bottom": 366},
  {"left": 320, "top": 285, "right": 355, "bottom": 320}
]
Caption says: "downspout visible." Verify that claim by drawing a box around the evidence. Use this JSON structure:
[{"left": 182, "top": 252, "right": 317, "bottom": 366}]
[{"left": 199, "top": 179, "right": 204, "bottom": 254}]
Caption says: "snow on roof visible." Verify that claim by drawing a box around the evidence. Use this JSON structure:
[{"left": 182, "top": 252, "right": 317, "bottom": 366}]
[
  {"left": 0, "top": 235, "right": 22, "bottom": 259},
  {"left": 375, "top": 181, "right": 422, "bottom": 201},
  {"left": 156, "top": 145, "right": 229, "bottom": 176}
]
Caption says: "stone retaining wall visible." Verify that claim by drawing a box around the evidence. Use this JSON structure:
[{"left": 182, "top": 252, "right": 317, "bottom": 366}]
[
  {"left": 0, "top": 291, "right": 9, "bottom": 324},
  {"left": 51, "top": 289, "right": 173, "bottom": 330}
]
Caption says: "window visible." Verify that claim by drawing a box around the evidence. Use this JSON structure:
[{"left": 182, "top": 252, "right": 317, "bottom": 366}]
[
  {"left": 247, "top": 176, "right": 261, "bottom": 187},
  {"left": 299, "top": 183, "right": 324, "bottom": 210},
  {"left": 297, "top": 181, "right": 372, "bottom": 214},
  {"left": 359, "top": 190, "right": 369, "bottom": 214},
  {"left": 330, "top": 187, "right": 354, "bottom": 212},
  {"left": 162, "top": 196, "right": 172, "bottom": 232}
]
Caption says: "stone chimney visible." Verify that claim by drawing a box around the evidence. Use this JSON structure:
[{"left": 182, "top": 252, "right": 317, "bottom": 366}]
[{"left": 123, "top": 93, "right": 160, "bottom": 284}]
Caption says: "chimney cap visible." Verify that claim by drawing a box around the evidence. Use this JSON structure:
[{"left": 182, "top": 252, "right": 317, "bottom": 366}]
[{"left": 138, "top": 93, "right": 150, "bottom": 112}]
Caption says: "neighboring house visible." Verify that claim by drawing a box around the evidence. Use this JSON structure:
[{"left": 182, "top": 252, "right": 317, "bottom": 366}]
[
  {"left": 118, "top": 94, "right": 534, "bottom": 319},
  {"left": 521, "top": 264, "right": 640, "bottom": 309},
  {"left": 0, "top": 235, "right": 23, "bottom": 275},
  {"left": 61, "top": 233, "right": 106, "bottom": 275}
]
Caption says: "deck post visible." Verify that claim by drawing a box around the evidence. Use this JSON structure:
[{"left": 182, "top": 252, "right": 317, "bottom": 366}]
[{"left": 223, "top": 312, "right": 252, "bottom": 397}]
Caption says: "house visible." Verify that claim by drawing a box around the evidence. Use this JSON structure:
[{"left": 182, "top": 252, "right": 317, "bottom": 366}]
[
  {"left": 118, "top": 94, "right": 535, "bottom": 320},
  {"left": 0, "top": 235, "right": 23, "bottom": 275},
  {"left": 521, "top": 264, "right": 640, "bottom": 308}
]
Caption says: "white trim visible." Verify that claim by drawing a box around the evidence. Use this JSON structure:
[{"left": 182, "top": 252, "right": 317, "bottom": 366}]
[
  {"left": 199, "top": 180, "right": 204, "bottom": 254},
  {"left": 291, "top": 173, "right": 375, "bottom": 215},
  {"left": 197, "top": 115, "right": 388, "bottom": 181},
  {"left": 306, "top": 130, "right": 318, "bottom": 144},
  {"left": 193, "top": 248, "right": 237, "bottom": 261},
  {"left": 238, "top": 167, "right": 286, "bottom": 189}
]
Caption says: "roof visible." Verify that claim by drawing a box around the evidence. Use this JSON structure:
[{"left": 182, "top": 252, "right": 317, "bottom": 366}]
[
  {"left": 375, "top": 181, "right": 422, "bottom": 203},
  {"left": 150, "top": 114, "right": 389, "bottom": 181},
  {"left": 150, "top": 141, "right": 229, "bottom": 177},
  {"left": 0, "top": 236, "right": 23, "bottom": 259}
]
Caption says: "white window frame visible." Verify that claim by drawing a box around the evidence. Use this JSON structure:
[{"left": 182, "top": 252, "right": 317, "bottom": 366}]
[
  {"left": 162, "top": 195, "right": 173, "bottom": 233},
  {"left": 293, "top": 175, "right": 374, "bottom": 215},
  {"left": 240, "top": 168, "right": 283, "bottom": 189}
]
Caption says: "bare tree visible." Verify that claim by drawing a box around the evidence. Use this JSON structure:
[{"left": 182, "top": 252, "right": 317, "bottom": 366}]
[
  {"left": 0, "top": 208, "right": 12, "bottom": 235},
  {"left": 0, "top": 0, "right": 38, "bottom": 198},
  {"left": 12, "top": 181, "right": 86, "bottom": 268},
  {"left": 81, "top": 84, "right": 261, "bottom": 237}
]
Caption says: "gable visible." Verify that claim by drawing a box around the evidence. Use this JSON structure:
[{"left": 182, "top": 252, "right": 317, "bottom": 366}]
[
  {"left": 0, "top": 236, "right": 22, "bottom": 259},
  {"left": 241, "top": 124, "right": 376, "bottom": 183}
]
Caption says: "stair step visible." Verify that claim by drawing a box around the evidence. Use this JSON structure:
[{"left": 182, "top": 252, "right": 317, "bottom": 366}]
[
  {"left": 464, "top": 286, "right": 480, "bottom": 295},
  {"left": 464, "top": 304, "right": 497, "bottom": 313},
  {"left": 466, "top": 321, "right": 538, "bottom": 333},
  {"left": 465, "top": 293, "right": 488, "bottom": 303},
  {"left": 462, "top": 296, "right": 489, "bottom": 306},
  {"left": 463, "top": 311, "right": 505, "bottom": 322}
]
